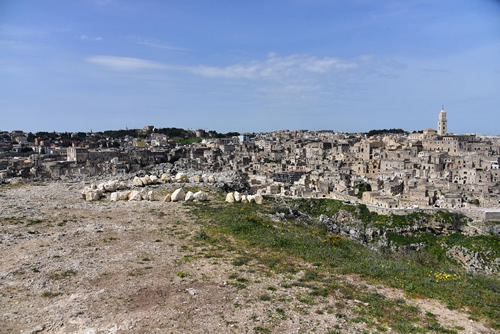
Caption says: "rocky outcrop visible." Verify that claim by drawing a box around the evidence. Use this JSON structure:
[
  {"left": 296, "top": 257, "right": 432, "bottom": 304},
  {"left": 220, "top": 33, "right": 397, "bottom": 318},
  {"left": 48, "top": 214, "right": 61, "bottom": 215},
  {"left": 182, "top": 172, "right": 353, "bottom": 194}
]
[
  {"left": 447, "top": 245, "right": 499, "bottom": 274},
  {"left": 316, "top": 208, "right": 499, "bottom": 273}
]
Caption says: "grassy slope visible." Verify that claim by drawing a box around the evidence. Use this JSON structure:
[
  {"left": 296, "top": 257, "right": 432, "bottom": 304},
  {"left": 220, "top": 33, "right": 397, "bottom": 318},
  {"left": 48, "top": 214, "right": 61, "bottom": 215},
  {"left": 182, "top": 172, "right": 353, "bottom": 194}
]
[{"left": 189, "top": 197, "right": 500, "bottom": 332}]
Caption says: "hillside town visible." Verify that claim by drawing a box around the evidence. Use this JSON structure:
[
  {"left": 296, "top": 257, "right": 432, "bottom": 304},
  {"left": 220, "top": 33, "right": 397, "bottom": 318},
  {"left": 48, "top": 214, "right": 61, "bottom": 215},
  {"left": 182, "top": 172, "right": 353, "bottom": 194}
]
[{"left": 2, "top": 107, "right": 500, "bottom": 217}]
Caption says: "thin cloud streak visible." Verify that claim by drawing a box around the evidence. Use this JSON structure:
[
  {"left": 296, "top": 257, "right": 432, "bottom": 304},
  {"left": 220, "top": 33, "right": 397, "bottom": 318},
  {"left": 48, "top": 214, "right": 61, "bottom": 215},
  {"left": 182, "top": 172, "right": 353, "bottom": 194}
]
[
  {"left": 86, "top": 56, "right": 169, "bottom": 71},
  {"left": 191, "top": 54, "right": 358, "bottom": 79},
  {"left": 137, "top": 40, "right": 187, "bottom": 51},
  {"left": 81, "top": 35, "right": 103, "bottom": 41},
  {"left": 85, "top": 53, "right": 407, "bottom": 94},
  {"left": 0, "top": 39, "right": 33, "bottom": 49}
]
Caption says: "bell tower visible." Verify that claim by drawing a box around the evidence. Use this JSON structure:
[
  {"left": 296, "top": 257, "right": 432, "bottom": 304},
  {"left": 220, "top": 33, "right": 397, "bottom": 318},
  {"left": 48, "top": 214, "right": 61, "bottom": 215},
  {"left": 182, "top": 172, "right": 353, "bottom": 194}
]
[{"left": 437, "top": 105, "right": 447, "bottom": 136}]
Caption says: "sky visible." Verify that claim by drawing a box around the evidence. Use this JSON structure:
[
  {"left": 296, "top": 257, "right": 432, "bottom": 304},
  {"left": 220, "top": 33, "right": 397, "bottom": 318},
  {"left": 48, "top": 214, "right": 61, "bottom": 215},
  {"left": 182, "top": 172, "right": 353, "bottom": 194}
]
[{"left": 1, "top": 0, "right": 499, "bottom": 134}]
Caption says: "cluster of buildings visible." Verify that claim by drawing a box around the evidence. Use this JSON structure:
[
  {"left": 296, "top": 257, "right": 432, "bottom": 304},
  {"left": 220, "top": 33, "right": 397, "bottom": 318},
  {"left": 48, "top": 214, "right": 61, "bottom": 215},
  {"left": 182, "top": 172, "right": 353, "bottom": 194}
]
[{"left": 1, "top": 108, "right": 500, "bottom": 211}]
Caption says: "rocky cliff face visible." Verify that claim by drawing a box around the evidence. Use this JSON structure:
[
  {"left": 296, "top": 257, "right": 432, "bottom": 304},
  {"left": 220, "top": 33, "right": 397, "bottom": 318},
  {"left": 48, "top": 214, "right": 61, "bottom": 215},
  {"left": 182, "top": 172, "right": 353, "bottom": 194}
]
[{"left": 316, "top": 208, "right": 499, "bottom": 275}]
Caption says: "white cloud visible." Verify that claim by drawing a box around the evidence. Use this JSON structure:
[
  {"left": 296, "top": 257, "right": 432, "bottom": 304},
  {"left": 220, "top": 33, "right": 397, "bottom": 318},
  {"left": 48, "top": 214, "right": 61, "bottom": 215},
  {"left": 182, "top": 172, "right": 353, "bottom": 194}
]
[
  {"left": 86, "top": 56, "right": 168, "bottom": 71},
  {"left": 81, "top": 35, "right": 103, "bottom": 41}
]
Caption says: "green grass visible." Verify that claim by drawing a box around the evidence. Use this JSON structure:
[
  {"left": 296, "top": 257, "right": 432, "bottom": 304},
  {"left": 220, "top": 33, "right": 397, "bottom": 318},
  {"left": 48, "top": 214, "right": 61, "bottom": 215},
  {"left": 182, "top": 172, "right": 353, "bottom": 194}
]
[
  {"left": 259, "top": 294, "right": 272, "bottom": 301},
  {"left": 189, "top": 198, "right": 500, "bottom": 330},
  {"left": 26, "top": 219, "right": 43, "bottom": 226},
  {"left": 42, "top": 291, "right": 62, "bottom": 298},
  {"left": 49, "top": 269, "right": 77, "bottom": 280}
]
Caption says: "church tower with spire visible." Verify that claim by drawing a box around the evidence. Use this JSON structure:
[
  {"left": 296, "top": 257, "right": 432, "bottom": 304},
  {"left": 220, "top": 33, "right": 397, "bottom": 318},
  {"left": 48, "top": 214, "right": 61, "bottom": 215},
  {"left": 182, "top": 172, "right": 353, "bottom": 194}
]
[{"left": 437, "top": 105, "right": 447, "bottom": 136}]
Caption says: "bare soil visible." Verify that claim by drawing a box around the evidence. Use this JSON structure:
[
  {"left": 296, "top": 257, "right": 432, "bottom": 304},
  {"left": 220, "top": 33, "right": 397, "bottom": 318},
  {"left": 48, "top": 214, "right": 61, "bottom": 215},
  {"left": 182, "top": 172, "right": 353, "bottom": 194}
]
[{"left": 0, "top": 182, "right": 493, "bottom": 333}]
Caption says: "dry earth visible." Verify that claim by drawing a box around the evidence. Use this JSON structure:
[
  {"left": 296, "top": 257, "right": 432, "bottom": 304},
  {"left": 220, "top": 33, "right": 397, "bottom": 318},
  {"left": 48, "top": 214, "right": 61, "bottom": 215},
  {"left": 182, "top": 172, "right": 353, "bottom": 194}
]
[{"left": 0, "top": 182, "right": 494, "bottom": 333}]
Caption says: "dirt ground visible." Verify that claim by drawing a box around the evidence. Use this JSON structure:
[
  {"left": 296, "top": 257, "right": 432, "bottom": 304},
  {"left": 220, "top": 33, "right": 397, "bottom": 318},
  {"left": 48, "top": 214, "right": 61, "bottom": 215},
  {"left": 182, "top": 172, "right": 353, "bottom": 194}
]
[{"left": 0, "top": 182, "right": 493, "bottom": 333}]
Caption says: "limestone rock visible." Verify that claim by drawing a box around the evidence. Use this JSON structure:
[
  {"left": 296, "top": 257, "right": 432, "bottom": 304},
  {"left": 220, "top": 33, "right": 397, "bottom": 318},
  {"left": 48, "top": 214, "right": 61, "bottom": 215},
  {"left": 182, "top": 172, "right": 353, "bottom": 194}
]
[
  {"left": 128, "top": 190, "right": 142, "bottom": 201},
  {"left": 103, "top": 180, "right": 118, "bottom": 192},
  {"left": 185, "top": 288, "right": 197, "bottom": 296},
  {"left": 140, "top": 175, "right": 152, "bottom": 186},
  {"left": 86, "top": 190, "right": 101, "bottom": 201},
  {"left": 175, "top": 173, "right": 188, "bottom": 183},
  {"left": 117, "top": 190, "right": 131, "bottom": 201},
  {"left": 185, "top": 191, "right": 195, "bottom": 201},
  {"left": 160, "top": 173, "right": 171, "bottom": 183},
  {"left": 27, "top": 325, "right": 45, "bottom": 334},
  {"left": 132, "top": 176, "right": 144, "bottom": 187},
  {"left": 171, "top": 188, "right": 185, "bottom": 202},
  {"left": 118, "top": 181, "right": 128, "bottom": 190},
  {"left": 247, "top": 195, "right": 255, "bottom": 203},
  {"left": 225, "top": 192, "right": 235, "bottom": 203},
  {"left": 163, "top": 194, "right": 171, "bottom": 202},
  {"left": 193, "top": 191, "right": 208, "bottom": 201},
  {"left": 110, "top": 192, "right": 119, "bottom": 202},
  {"left": 207, "top": 175, "right": 216, "bottom": 183},
  {"left": 241, "top": 195, "right": 248, "bottom": 203},
  {"left": 149, "top": 175, "right": 159, "bottom": 184},
  {"left": 82, "top": 187, "right": 103, "bottom": 201},
  {"left": 234, "top": 191, "right": 242, "bottom": 202},
  {"left": 147, "top": 190, "right": 155, "bottom": 201},
  {"left": 254, "top": 194, "right": 264, "bottom": 204}
]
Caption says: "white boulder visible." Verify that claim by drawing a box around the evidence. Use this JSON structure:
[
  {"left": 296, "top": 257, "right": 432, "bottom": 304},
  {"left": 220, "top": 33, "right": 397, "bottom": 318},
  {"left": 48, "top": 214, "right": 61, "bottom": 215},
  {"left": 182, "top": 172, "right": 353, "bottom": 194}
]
[
  {"left": 149, "top": 175, "right": 159, "bottom": 184},
  {"left": 147, "top": 190, "right": 155, "bottom": 201},
  {"left": 163, "top": 194, "right": 172, "bottom": 202},
  {"left": 86, "top": 189, "right": 103, "bottom": 201},
  {"left": 171, "top": 188, "right": 186, "bottom": 202},
  {"left": 247, "top": 195, "right": 255, "bottom": 203},
  {"left": 254, "top": 194, "right": 264, "bottom": 204},
  {"left": 161, "top": 173, "right": 171, "bottom": 183},
  {"left": 118, "top": 181, "right": 128, "bottom": 190},
  {"left": 193, "top": 191, "right": 208, "bottom": 201},
  {"left": 140, "top": 175, "right": 152, "bottom": 186},
  {"left": 132, "top": 176, "right": 144, "bottom": 187},
  {"left": 128, "top": 190, "right": 142, "bottom": 201},
  {"left": 175, "top": 173, "right": 188, "bottom": 183},
  {"left": 117, "top": 190, "right": 131, "bottom": 200},
  {"left": 103, "top": 180, "right": 118, "bottom": 192},
  {"left": 191, "top": 175, "right": 203, "bottom": 183},
  {"left": 225, "top": 192, "right": 235, "bottom": 203},
  {"left": 233, "top": 191, "right": 242, "bottom": 202},
  {"left": 82, "top": 187, "right": 103, "bottom": 201},
  {"left": 110, "top": 192, "right": 119, "bottom": 201},
  {"left": 185, "top": 191, "right": 195, "bottom": 201}
]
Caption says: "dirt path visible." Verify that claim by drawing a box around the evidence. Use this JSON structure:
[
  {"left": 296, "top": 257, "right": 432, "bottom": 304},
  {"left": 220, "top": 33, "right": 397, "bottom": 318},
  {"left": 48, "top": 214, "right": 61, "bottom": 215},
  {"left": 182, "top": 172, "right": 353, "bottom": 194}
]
[{"left": 0, "top": 182, "right": 494, "bottom": 333}]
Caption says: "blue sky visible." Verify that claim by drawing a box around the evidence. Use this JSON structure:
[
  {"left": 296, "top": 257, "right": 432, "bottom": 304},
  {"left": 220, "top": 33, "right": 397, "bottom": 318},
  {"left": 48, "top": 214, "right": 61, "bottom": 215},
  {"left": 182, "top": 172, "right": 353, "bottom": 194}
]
[{"left": 1, "top": 0, "right": 499, "bottom": 134}]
